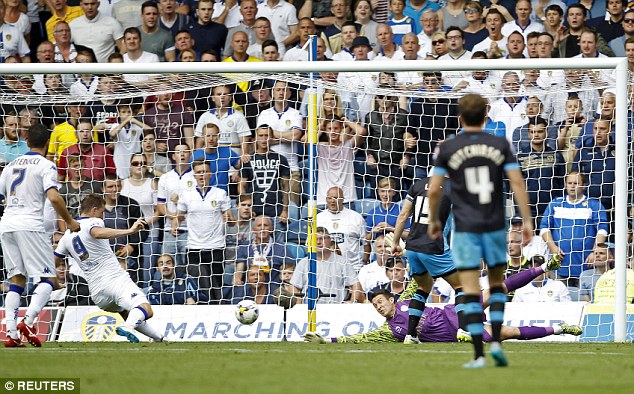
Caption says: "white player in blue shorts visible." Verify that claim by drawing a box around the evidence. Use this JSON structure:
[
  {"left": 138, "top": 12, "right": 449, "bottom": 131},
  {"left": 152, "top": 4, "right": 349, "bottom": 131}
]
[{"left": 54, "top": 194, "right": 165, "bottom": 343}]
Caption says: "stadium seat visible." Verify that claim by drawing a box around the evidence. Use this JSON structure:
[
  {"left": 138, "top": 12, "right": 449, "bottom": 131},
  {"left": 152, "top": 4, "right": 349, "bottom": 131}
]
[
  {"left": 355, "top": 198, "right": 381, "bottom": 216},
  {"left": 286, "top": 242, "right": 307, "bottom": 261},
  {"left": 287, "top": 218, "right": 308, "bottom": 244},
  {"left": 300, "top": 204, "right": 308, "bottom": 219},
  {"left": 288, "top": 201, "right": 300, "bottom": 220}
]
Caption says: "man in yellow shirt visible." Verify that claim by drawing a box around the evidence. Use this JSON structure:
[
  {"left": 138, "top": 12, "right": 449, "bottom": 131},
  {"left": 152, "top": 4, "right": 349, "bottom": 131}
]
[
  {"left": 594, "top": 261, "right": 634, "bottom": 304},
  {"left": 222, "top": 31, "right": 262, "bottom": 92},
  {"left": 47, "top": 103, "right": 97, "bottom": 164},
  {"left": 46, "top": 0, "right": 85, "bottom": 42}
]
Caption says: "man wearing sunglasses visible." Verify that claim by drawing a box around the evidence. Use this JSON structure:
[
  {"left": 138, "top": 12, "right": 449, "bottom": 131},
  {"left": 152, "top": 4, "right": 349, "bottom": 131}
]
[
  {"left": 587, "top": 0, "right": 626, "bottom": 43},
  {"left": 608, "top": 8, "right": 634, "bottom": 56}
]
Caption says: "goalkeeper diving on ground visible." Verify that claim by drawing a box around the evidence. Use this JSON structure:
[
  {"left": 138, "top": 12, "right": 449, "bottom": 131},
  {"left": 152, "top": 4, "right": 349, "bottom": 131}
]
[{"left": 304, "top": 257, "right": 582, "bottom": 344}]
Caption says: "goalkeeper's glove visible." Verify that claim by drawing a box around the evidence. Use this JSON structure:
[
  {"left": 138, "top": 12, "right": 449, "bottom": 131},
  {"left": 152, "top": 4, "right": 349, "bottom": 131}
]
[
  {"left": 304, "top": 332, "right": 327, "bottom": 344},
  {"left": 384, "top": 232, "right": 406, "bottom": 257}
]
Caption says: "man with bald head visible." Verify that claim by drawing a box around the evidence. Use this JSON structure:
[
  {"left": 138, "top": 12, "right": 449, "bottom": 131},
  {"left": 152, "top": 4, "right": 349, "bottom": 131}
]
[
  {"left": 395, "top": 33, "right": 425, "bottom": 87},
  {"left": 317, "top": 186, "right": 367, "bottom": 272},
  {"left": 222, "top": 30, "right": 262, "bottom": 64},
  {"left": 223, "top": 0, "right": 259, "bottom": 58},
  {"left": 374, "top": 23, "right": 403, "bottom": 60}
]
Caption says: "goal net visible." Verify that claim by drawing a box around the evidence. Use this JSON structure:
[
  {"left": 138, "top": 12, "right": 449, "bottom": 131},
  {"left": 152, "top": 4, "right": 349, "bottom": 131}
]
[{"left": 0, "top": 58, "right": 631, "bottom": 342}]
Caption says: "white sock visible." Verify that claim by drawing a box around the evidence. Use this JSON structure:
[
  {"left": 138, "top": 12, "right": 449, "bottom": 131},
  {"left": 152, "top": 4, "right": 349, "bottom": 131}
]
[
  {"left": 136, "top": 321, "right": 164, "bottom": 341},
  {"left": 554, "top": 325, "right": 563, "bottom": 335},
  {"left": 125, "top": 307, "right": 147, "bottom": 330},
  {"left": 24, "top": 281, "right": 54, "bottom": 326},
  {"left": 4, "top": 285, "right": 23, "bottom": 340}
]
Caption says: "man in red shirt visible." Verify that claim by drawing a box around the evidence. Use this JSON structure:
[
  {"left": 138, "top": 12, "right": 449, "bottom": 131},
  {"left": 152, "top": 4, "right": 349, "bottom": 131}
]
[{"left": 57, "top": 118, "right": 116, "bottom": 181}]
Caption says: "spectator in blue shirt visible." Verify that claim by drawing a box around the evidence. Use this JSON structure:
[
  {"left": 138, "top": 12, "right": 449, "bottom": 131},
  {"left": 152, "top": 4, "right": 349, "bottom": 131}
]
[
  {"left": 365, "top": 177, "right": 410, "bottom": 258},
  {"left": 226, "top": 264, "right": 276, "bottom": 305},
  {"left": 540, "top": 172, "right": 608, "bottom": 287},
  {"left": 191, "top": 123, "right": 241, "bottom": 195},
  {"left": 0, "top": 113, "right": 29, "bottom": 163},
  {"left": 579, "top": 243, "right": 613, "bottom": 302},
  {"left": 404, "top": 0, "right": 440, "bottom": 33},
  {"left": 234, "top": 215, "right": 291, "bottom": 288},
  {"left": 148, "top": 254, "right": 204, "bottom": 305}
]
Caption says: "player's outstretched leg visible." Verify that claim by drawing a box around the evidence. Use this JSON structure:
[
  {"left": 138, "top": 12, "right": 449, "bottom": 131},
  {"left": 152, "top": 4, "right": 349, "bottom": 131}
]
[
  {"left": 556, "top": 323, "right": 583, "bottom": 336},
  {"left": 117, "top": 304, "right": 164, "bottom": 343},
  {"left": 503, "top": 256, "right": 561, "bottom": 293},
  {"left": 496, "top": 323, "right": 582, "bottom": 341},
  {"left": 4, "top": 283, "right": 26, "bottom": 348},
  {"left": 19, "top": 279, "right": 56, "bottom": 347},
  {"left": 136, "top": 322, "right": 167, "bottom": 342}
]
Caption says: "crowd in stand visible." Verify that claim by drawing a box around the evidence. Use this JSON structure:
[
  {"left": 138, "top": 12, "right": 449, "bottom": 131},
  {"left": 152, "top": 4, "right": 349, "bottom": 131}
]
[{"left": 1, "top": 0, "right": 634, "bottom": 307}]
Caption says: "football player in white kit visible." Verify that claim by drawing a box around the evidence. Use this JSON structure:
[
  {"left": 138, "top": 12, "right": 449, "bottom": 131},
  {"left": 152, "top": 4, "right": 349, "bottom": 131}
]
[
  {"left": 54, "top": 194, "right": 165, "bottom": 343},
  {"left": 0, "top": 124, "right": 80, "bottom": 348}
]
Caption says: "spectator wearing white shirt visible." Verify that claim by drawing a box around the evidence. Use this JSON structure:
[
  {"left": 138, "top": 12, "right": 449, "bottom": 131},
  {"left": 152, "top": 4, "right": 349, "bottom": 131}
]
[
  {"left": 70, "top": 0, "right": 125, "bottom": 63},
  {"left": 122, "top": 27, "right": 160, "bottom": 83},
  {"left": 395, "top": 33, "right": 426, "bottom": 88},
  {"left": 69, "top": 48, "right": 100, "bottom": 99},
  {"left": 501, "top": 0, "right": 544, "bottom": 41},
  {"left": 374, "top": 23, "right": 403, "bottom": 60},
  {"left": 155, "top": 144, "right": 195, "bottom": 268},
  {"left": 488, "top": 71, "right": 528, "bottom": 142},
  {"left": 512, "top": 259, "right": 571, "bottom": 302},
  {"left": 317, "top": 186, "right": 367, "bottom": 272},
  {"left": 194, "top": 83, "right": 251, "bottom": 161},
  {"left": 246, "top": 16, "right": 283, "bottom": 59},
  {"left": 357, "top": 234, "right": 392, "bottom": 293},
  {"left": 52, "top": 21, "right": 78, "bottom": 64},
  {"left": 452, "top": 51, "right": 502, "bottom": 99},
  {"left": 573, "top": 29, "right": 615, "bottom": 85},
  {"left": 472, "top": 8, "right": 507, "bottom": 58},
  {"left": 416, "top": 9, "right": 440, "bottom": 57},
  {"left": 438, "top": 26, "right": 472, "bottom": 87},
  {"left": 290, "top": 226, "right": 364, "bottom": 304},
  {"left": 212, "top": 0, "right": 242, "bottom": 29},
  {"left": 283, "top": 17, "right": 317, "bottom": 61},
  {"left": 172, "top": 159, "right": 231, "bottom": 304},
  {"left": 338, "top": 36, "right": 378, "bottom": 121},
  {"left": 256, "top": 0, "right": 298, "bottom": 49},
  {"left": 0, "top": 1, "right": 30, "bottom": 62}
]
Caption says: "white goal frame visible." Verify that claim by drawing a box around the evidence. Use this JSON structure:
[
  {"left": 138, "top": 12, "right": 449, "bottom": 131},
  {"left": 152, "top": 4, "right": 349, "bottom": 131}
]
[{"left": 0, "top": 57, "right": 628, "bottom": 342}]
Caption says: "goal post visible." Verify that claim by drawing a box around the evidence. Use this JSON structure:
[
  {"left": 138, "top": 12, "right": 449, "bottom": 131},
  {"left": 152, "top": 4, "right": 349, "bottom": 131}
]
[{"left": 0, "top": 57, "right": 629, "bottom": 342}]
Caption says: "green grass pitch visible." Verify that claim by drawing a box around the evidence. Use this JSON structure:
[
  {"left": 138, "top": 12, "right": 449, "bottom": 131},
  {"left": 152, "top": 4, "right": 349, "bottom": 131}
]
[{"left": 2, "top": 342, "right": 633, "bottom": 394}]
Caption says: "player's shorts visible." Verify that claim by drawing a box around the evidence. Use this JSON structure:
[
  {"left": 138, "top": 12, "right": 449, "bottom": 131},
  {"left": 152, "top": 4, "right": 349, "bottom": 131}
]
[
  {"left": 406, "top": 249, "right": 456, "bottom": 278},
  {"left": 1, "top": 231, "right": 55, "bottom": 279},
  {"left": 453, "top": 229, "right": 507, "bottom": 270},
  {"left": 90, "top": 273, "right": 149, "bottom": 313}
]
